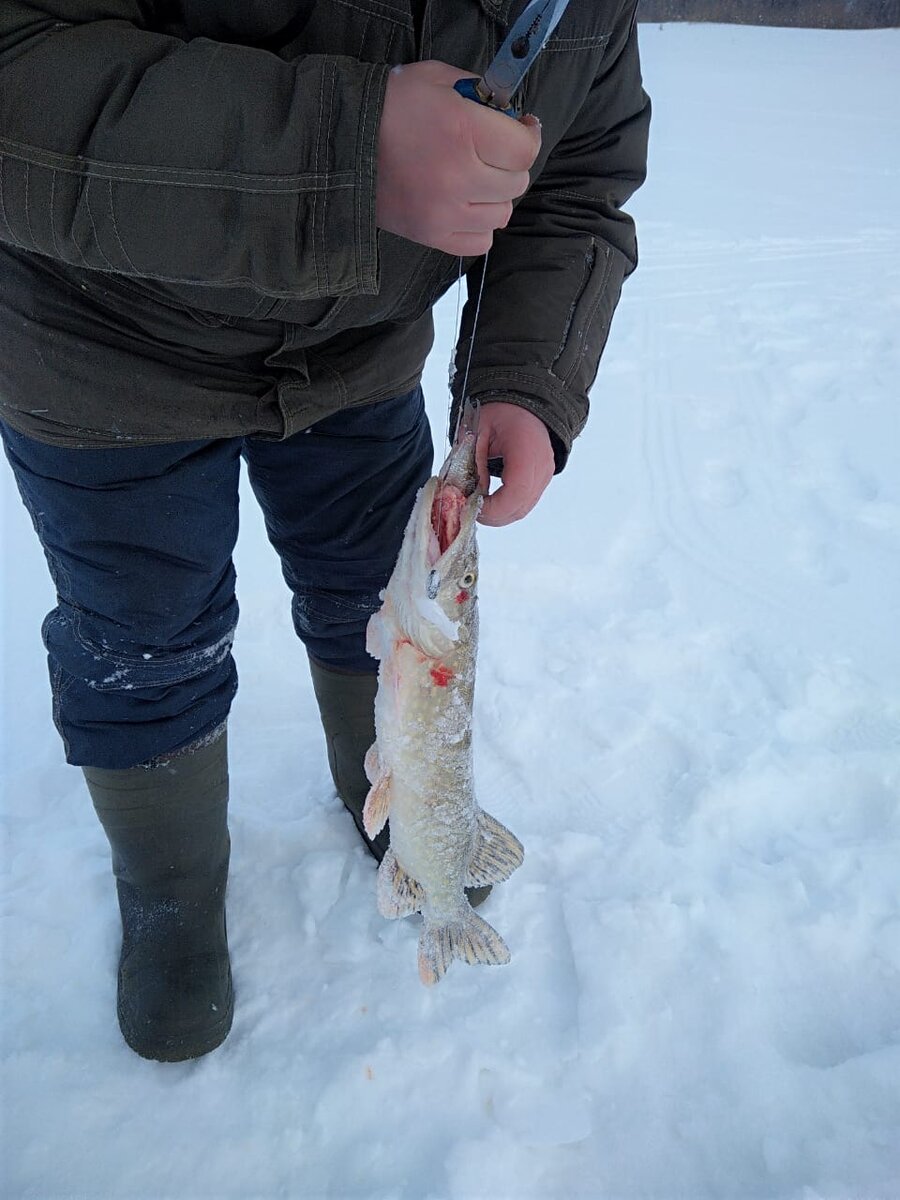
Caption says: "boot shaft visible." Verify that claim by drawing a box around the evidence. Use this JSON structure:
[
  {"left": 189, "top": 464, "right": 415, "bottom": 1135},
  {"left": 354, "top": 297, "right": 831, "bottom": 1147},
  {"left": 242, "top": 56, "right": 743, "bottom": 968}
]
[
  {"left": 83, "top": 732, "right": 231, "bottom": 896},
  {"left": 81, "top": 731, "right": 233, "bottom": 1061},
  {"left": 308, "top": 658, "right": 389, "bottom": 859}
]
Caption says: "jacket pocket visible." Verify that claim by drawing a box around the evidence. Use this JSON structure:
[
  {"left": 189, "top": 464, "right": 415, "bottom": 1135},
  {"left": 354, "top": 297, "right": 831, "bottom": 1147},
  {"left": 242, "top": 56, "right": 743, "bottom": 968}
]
[
  {"left": 542, "top": 30, "right": 611, "bottom": 53},
  {"left": 519, "top": 26, "right": 611, "bottom": 134},
  {"left": 551, "top": 238, "right": 613, "bottom": 387}
]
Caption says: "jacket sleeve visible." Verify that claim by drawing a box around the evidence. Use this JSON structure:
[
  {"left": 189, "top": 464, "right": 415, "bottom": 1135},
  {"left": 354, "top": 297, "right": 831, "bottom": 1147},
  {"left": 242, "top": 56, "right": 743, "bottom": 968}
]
[
  {"left": 450, "top": 0, "right": 651, "bottom": 470},
  {"left": 0, "top": 1, "right": 388, "bottom": 296}
]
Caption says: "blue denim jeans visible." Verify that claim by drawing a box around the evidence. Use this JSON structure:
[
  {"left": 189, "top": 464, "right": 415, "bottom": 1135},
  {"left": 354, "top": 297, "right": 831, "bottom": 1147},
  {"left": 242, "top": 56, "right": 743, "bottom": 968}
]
[{"left": 2, "top": 388, "right": 432, "bottom": 768}]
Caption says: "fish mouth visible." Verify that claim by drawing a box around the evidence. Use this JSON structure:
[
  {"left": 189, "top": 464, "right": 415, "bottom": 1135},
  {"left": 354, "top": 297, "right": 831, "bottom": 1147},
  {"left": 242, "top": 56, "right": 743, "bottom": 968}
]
[
  {"left": 427, "top": 430, "right": 482, "bottom": 566},
  {"left": 424, "top": 476, "right": 481, "bottom": 569},
  {"left": 386, "top": 472, "right": 479, "bottom": 662}
]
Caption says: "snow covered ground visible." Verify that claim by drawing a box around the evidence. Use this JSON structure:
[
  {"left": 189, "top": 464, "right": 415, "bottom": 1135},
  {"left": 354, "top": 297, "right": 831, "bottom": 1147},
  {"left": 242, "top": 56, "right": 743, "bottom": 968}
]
[{"left": 2, "top": 23, "right": 899, "bottom": 1200}]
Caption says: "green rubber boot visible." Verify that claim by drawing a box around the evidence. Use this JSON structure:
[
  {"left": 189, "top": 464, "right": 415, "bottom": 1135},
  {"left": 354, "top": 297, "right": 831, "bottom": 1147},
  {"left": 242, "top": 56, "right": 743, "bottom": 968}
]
[
  {"left": 83, "top": 732, "right": 234, "bottom": 1062},
  {"left": 309, "top": 658, "right": 491, "bottom": 907},
  {"left": 309, "top": 660, "right": 389, "bottom": 861}
]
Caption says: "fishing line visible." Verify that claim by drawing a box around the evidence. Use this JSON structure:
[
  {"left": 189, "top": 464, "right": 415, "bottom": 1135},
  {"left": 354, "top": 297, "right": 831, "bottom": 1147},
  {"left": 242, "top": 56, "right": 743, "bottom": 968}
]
[
  {"left": 439, "top": 248, "right": 489, "bottom": 519},
  {"left": 449, "top": 253, "right": 464, "bottom": 409},
  {"left": 453, "top": 248, "right": 489, "bottom": 447},
  {"left": 437, "top": 248, "right": 489, "bottom": 534}
]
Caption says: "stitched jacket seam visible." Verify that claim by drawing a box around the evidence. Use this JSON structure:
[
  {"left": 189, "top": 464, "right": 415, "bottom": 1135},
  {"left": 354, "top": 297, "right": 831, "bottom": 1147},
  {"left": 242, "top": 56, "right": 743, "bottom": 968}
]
[
  {"left": 544, "top": 35, "right": 612, "bottom": 52},
  {"left": 354, "top": 62, "right": 387, "bottom": 291},
  {"left": 0, "top": 138, "right": 353, "bottom": 192},
  {"left": 331, "top": 0, "right": 414, "bottom": 31},
  {"left": 466, "top": 367, "right": 574, "bottom": 411}
]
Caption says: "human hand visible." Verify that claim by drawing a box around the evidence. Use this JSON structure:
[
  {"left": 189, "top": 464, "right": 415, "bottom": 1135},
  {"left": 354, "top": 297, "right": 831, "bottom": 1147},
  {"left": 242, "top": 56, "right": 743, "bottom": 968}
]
[
  {"left": 375, "top": 61, "right": 541, "bottom": 257},
  {"left": 471, "top": 402, "right": 555, "bottom": 526}
]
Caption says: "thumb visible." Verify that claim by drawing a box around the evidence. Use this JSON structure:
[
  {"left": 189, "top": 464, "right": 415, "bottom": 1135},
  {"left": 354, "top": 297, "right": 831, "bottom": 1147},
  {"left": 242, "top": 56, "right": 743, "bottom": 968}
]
[{"left": 518, "top": 112, "right": 542, "bottom": 155}]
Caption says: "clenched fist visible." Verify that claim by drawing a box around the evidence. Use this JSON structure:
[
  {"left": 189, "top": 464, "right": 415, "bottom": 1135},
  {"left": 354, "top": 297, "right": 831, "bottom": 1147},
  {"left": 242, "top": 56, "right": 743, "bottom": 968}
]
[{"left": 375, "top": 61, "right": 541, "bottom": 257}]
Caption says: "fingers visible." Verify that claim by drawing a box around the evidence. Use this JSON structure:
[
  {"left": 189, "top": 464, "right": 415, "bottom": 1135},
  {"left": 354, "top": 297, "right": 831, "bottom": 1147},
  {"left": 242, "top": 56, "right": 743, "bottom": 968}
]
[
  {"left": 375, "top": 60, "right": 541, "bottom": 254},
  {"left": 417, "top": 200, "right": 511, "bottom": 256},
  {"left": 478, "top": 461, "right": 551, "bottom": 526},
  {"left": 470, "top": 402, "right": 555, "bottom": 527},
  {"left": 469, "top": 170, "right": 531, "bottom": 204},
  {"left": 459, "top": 200, "right": 514, "bottom": 231},
  {"left": 470, "top": 106, "right": 542, "bottom": 172},
  {"left": 443, "top": 231, "right": 493, "bottom": 257}
]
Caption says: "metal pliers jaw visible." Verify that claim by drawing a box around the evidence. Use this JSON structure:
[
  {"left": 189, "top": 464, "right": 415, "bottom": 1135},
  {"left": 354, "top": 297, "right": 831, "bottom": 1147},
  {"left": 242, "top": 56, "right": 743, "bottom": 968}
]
[{"left": 452, "top": 0, "right": 571, "bottom": 117}]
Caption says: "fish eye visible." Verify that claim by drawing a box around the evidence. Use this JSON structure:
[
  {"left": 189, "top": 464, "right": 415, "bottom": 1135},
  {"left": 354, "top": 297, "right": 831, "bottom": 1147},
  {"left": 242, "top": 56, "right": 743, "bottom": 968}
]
[{"left": 459, "top": 570, "right": 476, "bottom": 588}]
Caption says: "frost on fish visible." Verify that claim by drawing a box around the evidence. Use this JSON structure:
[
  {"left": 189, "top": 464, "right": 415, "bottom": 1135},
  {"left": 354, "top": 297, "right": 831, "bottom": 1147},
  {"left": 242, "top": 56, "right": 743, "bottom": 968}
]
[{"left": 364, "top": 432, "right": 524, "bottom": 986}]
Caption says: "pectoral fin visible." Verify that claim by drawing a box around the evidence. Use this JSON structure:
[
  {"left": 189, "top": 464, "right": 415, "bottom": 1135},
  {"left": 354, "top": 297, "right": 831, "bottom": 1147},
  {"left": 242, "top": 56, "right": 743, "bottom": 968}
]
[
  {"left": 465, "top": 809, "right": 525, "bottom": 888},
  {"left": 418, "top": 909, "right": 511, "bottom": 986},
  {"left": 376, "top": 848, "right": 425, "bottom": 919},
  {"left": 362, "top": 767, "right": 392, "bottom": 838},
  {"left": 363, "top": 742, "right": 380, "bottom": 785},
  {"left": 365, "top": 609, "right": 387, "bottom": 661}
]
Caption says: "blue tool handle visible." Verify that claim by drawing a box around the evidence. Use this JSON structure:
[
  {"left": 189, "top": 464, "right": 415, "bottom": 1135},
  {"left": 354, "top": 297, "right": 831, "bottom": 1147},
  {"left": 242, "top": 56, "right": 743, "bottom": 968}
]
[{"left": 453, "top": 78, "right": 517, "bottom": 118}]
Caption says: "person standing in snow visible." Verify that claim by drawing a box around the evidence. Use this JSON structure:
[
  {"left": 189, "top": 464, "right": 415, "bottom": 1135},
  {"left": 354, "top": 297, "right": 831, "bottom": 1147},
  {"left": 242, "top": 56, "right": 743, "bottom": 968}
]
[{"left": 0, "top": 0, "right": 649, "bottom": 1061}]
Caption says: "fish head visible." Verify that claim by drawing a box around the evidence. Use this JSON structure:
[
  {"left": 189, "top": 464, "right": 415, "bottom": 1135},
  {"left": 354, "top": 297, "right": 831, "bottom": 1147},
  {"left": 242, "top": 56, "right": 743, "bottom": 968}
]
[{"left": 387, "top": 434, "right": 482, "bottom": 661}]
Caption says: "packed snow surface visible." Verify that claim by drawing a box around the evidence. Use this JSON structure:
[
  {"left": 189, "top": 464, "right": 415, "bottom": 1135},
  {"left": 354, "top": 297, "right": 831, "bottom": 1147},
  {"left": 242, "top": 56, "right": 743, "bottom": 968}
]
[{"left": 2, "top": 24, "right": 899, "bottom": 1200}]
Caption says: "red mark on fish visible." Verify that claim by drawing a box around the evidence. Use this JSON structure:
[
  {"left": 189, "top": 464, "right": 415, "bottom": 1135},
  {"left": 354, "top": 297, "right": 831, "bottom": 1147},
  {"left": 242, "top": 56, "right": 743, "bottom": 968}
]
[{"left": 430, "top": 664, "right": 454, "bottom": 687}]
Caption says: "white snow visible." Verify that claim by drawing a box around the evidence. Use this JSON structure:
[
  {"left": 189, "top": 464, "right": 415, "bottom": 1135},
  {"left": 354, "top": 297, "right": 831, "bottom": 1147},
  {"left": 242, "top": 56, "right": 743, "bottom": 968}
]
[{"left": 2, "top": 24, "right": 900, "bottom": 1200}]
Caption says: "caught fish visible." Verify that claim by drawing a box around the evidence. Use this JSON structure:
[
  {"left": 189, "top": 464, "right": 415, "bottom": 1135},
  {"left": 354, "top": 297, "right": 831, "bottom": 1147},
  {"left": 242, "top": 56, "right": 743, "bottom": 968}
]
[{"left": 363, "top": 430, "right": 524, "bottom": 985}]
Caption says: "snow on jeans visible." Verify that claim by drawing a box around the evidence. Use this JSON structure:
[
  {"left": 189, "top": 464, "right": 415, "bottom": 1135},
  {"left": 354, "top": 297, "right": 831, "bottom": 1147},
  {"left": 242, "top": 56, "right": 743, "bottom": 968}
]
[{"left": 1, "top": 388, "right": 432, "bottom": 769}]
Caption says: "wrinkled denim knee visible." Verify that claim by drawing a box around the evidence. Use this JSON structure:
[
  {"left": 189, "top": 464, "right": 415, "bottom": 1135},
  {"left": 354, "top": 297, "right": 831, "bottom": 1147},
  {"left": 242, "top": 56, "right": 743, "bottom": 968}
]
[
  {"left": 3, "top": 387, "right": 432, "bottom": 763},
  {"left": 41, "top": 602, "right": 238, "bottom": 768},
  {"left": 2, "top": 424, "right": 241, "bottom": 768}
]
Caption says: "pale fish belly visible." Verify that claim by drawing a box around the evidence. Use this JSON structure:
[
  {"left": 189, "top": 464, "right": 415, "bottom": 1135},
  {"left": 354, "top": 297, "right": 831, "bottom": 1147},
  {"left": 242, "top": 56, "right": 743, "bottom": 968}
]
[
  {"left": 365, "top": 639, "right": 524, "bottom": 985},
  {"left": 382, "top": 649, "right": 475, "bottom": 903}
]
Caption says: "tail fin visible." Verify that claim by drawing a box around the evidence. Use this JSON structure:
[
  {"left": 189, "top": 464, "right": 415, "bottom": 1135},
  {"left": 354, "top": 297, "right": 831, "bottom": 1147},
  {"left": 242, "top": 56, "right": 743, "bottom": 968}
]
[{"left": 418, "top": 908, "right": 511, "bottom": 986}]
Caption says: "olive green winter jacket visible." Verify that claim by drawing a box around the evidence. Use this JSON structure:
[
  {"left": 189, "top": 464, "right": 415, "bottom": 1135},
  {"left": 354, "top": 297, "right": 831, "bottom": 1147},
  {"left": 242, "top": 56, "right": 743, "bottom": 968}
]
[{"left": 0, "top": 0, "right": 649, "bottom": 463}]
